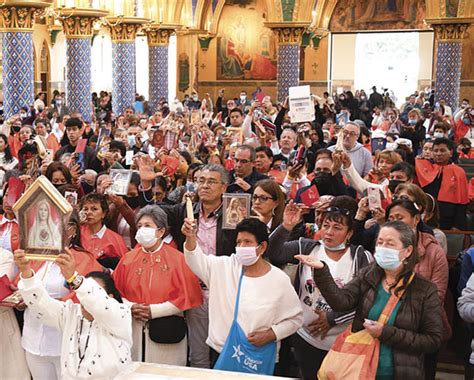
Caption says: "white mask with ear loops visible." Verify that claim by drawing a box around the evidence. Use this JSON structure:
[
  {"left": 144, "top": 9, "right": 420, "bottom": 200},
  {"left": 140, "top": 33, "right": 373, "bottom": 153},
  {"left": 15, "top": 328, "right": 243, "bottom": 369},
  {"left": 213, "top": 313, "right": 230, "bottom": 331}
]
[
  {"left": 136, "top": 227, "right": 159, "bottom": 248},
  {"left": 235, "top": 246, "right": 259, "bottom": 266}
]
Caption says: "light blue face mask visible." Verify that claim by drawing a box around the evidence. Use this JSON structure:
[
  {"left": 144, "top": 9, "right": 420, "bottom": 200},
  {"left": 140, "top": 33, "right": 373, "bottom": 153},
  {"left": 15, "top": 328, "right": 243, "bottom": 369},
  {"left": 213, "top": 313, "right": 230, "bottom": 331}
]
[
  {"left": 323, "top": 241, "right": 347, "bottom": 252},
  {"left": 374, "top": 246, "right": 402, "bottom": 270}
]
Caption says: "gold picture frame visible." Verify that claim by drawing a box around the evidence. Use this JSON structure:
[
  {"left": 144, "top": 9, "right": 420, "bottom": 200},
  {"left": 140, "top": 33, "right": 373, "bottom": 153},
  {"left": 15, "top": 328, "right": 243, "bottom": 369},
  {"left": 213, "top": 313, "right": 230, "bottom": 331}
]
[
  {"left": 13, "top": 176, "right": 73, "bottom": 261},
  {"left": 226, "top": 127, "right": 243, "bottom": 145}
]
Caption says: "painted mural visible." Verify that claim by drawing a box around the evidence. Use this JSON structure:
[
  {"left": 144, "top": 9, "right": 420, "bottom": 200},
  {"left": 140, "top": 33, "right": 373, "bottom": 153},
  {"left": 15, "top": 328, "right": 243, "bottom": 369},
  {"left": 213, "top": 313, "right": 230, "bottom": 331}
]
[
  {"left": 329, "top": 0, "right": 427, "bottom": 32},
  {"left": 217, "top": 0, "right": 277, "bottom": 80}
]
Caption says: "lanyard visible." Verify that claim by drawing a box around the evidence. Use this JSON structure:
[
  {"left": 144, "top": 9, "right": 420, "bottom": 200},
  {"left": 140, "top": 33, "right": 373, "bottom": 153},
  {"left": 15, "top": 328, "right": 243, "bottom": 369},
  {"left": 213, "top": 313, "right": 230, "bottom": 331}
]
[{"left": 232, "top": 270, "right": 245, "bottom": 322}]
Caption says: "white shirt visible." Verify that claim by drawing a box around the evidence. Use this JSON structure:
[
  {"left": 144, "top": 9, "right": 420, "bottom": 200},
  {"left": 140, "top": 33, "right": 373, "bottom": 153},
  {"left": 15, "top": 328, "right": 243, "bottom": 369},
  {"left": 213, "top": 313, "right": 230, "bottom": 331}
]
[
  {"left": 19, "top": 275, "right": 132, "bottom": 379},
  {"left": 184, "top": 244, "right": 303, "bottom": 354},
  {"left": 22, "top": 262, "right": 69, "bottom": 357},
  {"left": 297, "top": 245, "right": 355, "bottom": 350}
]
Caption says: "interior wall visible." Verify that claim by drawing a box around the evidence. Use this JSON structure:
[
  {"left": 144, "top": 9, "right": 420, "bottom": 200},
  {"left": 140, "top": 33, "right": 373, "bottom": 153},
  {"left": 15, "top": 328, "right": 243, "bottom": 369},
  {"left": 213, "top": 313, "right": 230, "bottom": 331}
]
[{"left": 460, "top": 25, "right": 474, "bottom": 102}]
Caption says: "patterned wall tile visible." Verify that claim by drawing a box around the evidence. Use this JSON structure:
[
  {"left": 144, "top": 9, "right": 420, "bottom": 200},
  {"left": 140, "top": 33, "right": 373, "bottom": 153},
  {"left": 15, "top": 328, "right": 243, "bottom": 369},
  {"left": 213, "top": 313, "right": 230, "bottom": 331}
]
[
  {"left": 66, "top": 38, "right": 92, "bottom": 122},
  {"left": 2, "top": 32, "right": 34, "bottom": 119},
  {"left": 112, "top": 42, "right": 136, "bottom": 116},
  {"left": 434, "top": 41, "right": 462, "bottom": 110},
  {"left": 277, "top": 44, "right": 300, "bottom": 103},
  {"left": 149, "top": 45, "right": 168, "bottom": 113}
]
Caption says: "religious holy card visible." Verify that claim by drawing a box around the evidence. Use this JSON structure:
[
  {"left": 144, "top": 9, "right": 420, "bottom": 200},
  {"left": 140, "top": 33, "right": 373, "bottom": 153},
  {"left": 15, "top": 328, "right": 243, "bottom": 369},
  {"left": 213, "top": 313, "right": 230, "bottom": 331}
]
[
  {"left": 13, "top": 176, "right": 73, "bottom": 261},
  {"left": 222, "top": 193, "right": 251, "bottom": 230}
]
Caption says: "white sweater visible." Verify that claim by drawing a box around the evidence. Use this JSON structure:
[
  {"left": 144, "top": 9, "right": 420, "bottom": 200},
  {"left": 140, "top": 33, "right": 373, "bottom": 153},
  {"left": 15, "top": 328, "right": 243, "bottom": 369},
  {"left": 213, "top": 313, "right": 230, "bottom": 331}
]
[
  {"left": 19, "top": 275, "right": 133, "bottom": 379},
  {"left": 184, "top": 244, "right": 303, "bottom": 353}
]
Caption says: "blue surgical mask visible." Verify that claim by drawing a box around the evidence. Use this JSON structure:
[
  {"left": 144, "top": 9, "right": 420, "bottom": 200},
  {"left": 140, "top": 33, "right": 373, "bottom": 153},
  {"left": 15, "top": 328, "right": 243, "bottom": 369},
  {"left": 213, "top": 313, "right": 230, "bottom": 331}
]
[
  {"left": 463, "top": 117, "right": 471, "bottom": 125},
  {"left": 374, "top": 246, "right": 402, "bottom": 270},
  {"left": 127, "top": 135, "right": 135, "bottom": 147},
  {"left": 408, "top": 119, "right": 417, "bottom": 126}
]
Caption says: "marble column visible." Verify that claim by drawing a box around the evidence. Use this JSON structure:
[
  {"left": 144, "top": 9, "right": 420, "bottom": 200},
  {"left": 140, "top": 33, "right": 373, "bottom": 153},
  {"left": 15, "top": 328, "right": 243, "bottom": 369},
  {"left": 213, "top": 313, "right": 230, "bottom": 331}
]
[
  {"left": 0, "top": 6, "right": 44, "bottom": 119},
  {"left": 59, "top": 10, "right": 107, "bottom": 122},
  {"left": 107, "top": 21, "right": 142, "bottom": 115},
  {"left": 269, "top": 25, "right": 305, "bottom": 103},
  {"left": 431, "top": 22, "right": 470, "bottom": 110},
  {"left": 146, "top": 28, "right": 174, "bottom": 112}
]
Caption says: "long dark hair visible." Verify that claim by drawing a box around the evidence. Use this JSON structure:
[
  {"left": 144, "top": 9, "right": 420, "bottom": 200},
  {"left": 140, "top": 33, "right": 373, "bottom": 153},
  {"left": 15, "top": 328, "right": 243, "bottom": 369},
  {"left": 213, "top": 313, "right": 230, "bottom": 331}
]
[
  {"left": 378, "top": 220, "right": 418, "bottom": 296},
  {"left": 85, "top": 271, "right": 123, "bottom": 303},
  {"left": 0, "top": 134, "right": 13, "bottom": 162},
  {"left": 253, "top": 179, "right": 285, "bottom": 232},
  {"left": 67, "top": 211, "right": 85, "bottom": 250}
]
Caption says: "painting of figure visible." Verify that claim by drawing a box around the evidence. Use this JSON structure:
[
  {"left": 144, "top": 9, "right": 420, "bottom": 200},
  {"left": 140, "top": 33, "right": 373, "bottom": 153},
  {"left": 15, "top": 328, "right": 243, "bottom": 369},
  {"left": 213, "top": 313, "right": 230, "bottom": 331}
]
[
  {"left": 27, "top": 198, "right": 62, "bottom": 250},
  {"left": 217, "top": 1, "right": 277, "bottom": 80},
  {"left": 329, "top": 0, "right": 427, "bottom": 32}
]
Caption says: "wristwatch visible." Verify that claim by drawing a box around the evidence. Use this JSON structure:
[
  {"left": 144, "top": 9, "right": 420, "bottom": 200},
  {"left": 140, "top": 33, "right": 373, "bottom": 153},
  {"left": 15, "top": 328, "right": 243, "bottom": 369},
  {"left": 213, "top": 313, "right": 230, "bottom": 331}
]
[{"left": 67, "top": 272, "right": 83, "bottom": 291}]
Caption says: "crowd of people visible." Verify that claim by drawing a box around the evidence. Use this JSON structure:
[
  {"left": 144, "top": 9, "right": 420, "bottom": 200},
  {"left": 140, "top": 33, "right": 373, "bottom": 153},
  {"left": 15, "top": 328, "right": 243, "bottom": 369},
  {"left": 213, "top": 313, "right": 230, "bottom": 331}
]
[{"left": 0, "top": 84, "right": 473, "bottom": 380}]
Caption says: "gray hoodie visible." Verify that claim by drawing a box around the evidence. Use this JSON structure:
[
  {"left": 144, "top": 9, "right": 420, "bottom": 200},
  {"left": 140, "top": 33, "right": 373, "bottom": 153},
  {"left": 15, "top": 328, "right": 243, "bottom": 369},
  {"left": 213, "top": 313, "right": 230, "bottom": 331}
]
[
  {"left": 328, "top": 142, "right": 373, "bottom": 177},
  {"left": 458, "top": 273, "right": 474, "bottom": 364}
]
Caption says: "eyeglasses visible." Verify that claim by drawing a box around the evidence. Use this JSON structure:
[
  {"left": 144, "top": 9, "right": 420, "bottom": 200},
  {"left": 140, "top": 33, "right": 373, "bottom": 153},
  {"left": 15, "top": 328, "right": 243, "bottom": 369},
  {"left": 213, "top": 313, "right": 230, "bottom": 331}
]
[
  {"left": 234, "top": 158, "right": 251, "bottom": 164},
  {"left": 325, "top": 206, "right": 351, "bottom": 216},
  {"left": 342, "top": 131, "right": 359, "bottom": 137},
  {"left": 197, "top": 178, "right": 221, "bottom": 186},
  {"left": 252, "top": 194, "right": 275, "bottom": 203}
]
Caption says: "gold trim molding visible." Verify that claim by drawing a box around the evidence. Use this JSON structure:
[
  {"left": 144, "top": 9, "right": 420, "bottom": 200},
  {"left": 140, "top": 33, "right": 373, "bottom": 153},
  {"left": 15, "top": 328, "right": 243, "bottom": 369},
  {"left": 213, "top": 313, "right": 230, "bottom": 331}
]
[
  {"left": 145, "top": 28, "right": 175, "bottom": 46},
  {"left": 432, "top": 23, "right": 470, "bottom": 41},
  {"left": 108, "top": 23, "right": 142, "bottom": 43},
  {"left": 265, "top": 22, "right": 309, "bottom": 45},
  {"left": 0, "top": 6, "right": 38, "bottom": 31},
  {"left": 58, "top": 8, "right": 108, "bottom": 38}
]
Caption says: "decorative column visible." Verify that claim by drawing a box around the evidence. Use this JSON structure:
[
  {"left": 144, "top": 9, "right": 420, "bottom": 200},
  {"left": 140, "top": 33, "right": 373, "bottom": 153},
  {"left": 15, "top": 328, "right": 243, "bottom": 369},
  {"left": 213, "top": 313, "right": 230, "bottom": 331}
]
[
  {"left": 146, "top": 27, "right": 174, "bottom": 112},
  {"left": 0, "top": 3, "right": 51, "bottom": 119},
  {"left": 107, "top": 18, "right": 145, "bottom": 115},
  {"left": 59, "top": 9, "right": 108, "bottom": 122},
  {"left": 428, "top": 19, "right": 472, "bottom": 110},
  {"left": 266, "top": 23, "right": 306, "bottom": 103}
]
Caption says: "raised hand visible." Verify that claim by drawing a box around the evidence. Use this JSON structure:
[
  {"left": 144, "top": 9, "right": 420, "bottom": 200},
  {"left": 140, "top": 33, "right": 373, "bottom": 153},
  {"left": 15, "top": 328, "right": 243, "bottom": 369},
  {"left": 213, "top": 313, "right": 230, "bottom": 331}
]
[
  {"left": 282, "top": 201, "right": 302, "bottom": 231},
  {"left": 182, "top": 217, "right": 197, "bottom": 251},
  {"left": 13, "top": 250, "right": 33, "bottom": 278},
  {"left": 55, "top": 248, "right": 76, "bottom": 281}
]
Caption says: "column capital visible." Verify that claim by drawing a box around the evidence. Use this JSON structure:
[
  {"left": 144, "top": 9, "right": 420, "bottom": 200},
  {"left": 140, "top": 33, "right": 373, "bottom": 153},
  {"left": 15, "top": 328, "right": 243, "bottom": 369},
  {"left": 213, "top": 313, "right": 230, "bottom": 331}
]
[
  {"left": 0, "top": 3, "right": 50, "bottom": 32},
  {"left": 265, "top": 22, "right": 309, "bottom": 45},
  {"left": 106, "top": 17, "right": 149, "bottom": 43},
  {"left": 145, "top": 26, "right": 176, "bottom": 46},
  {"left": 58, "top": 8, "right": 108, "bottom": 38},
  {"left": 426, "top": 18, "right": 474, "bottom": 42}
]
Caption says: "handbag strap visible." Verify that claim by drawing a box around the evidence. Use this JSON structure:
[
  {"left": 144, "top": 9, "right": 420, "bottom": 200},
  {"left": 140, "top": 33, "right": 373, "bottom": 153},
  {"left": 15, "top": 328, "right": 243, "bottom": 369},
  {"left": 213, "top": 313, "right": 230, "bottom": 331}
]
[
  {"left": 232, "top": 269, "right": 245, "bottom": 322},
  {"left": 378, "top": 272, "right": 415, "bottom": 325}
]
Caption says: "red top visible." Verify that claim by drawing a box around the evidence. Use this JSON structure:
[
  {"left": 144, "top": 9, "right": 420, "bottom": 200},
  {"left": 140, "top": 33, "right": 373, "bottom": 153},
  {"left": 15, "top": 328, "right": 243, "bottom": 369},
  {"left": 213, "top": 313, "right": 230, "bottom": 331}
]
[
  {"left": 113, "top": 244, "right": 202, "bottom": 310},
  {"left": 80, "top": 225, "right": 128, "bottom": 259}
]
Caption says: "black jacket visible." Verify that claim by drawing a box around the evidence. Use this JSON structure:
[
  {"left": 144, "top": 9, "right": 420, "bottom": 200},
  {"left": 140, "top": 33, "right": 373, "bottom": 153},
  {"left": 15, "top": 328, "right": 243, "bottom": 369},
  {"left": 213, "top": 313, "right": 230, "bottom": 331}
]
[
  {"left": 160, "top": 201, "right": 237, "bottom": 257},
  {"left": 313, "top": 263, "right": 443, "bottom": 379},
  {"left": 227, "top": 169, "right": 268, "bottom": 193}
]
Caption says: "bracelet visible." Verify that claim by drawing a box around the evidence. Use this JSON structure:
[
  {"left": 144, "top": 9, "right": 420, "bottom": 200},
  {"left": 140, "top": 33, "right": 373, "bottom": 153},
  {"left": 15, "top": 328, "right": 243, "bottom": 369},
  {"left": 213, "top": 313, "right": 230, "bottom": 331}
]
[{"left": 66, "top": 271, "right": 78, "bottom": 284}]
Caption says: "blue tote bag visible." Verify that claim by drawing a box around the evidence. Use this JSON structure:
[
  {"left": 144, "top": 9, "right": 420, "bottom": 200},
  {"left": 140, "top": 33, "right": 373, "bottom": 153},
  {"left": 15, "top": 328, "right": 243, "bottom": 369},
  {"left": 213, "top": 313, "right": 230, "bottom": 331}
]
[{"left": 214, "top": 270, "right": 277, "bottom": 375}]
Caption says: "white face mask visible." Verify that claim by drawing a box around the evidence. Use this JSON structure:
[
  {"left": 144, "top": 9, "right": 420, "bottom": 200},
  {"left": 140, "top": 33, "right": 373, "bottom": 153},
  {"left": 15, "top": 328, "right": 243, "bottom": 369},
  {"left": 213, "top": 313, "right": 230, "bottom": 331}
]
[
  {"left": 240, "top": 95, "right": 246, "bottom": 101},
  {"left": 385, "top": 142, "right": 397, "bottom": 151},
  {"left": 136, "top": 227, "right": 159, "bottom": 248},
  {"left": 433, "top": 132, "right": 444, "bottom": 139},
  {"left": 235, "top": 246, "right": 259, "bottom": 266}
]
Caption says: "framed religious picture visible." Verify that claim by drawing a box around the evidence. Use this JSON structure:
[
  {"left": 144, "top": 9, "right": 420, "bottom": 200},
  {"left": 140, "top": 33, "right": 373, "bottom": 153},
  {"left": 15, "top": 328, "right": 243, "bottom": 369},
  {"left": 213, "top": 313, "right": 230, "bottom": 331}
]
[
  {"left": 107, "top": 169, "right": 132, "bottom": 196},
  {"left": 222, "top": 193, "right": 251, "bottom": 230},
  {"left": 226, "top": 127, "right": 243, "bottom": 145},
  {"left": 12, "top": 176, "right": 73, "bottom": 260}
]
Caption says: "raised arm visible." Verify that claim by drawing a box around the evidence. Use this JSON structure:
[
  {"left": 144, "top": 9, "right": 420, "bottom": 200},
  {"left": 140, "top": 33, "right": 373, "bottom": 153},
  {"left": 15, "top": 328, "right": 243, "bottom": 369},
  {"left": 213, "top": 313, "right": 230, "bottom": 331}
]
[{"left": 15, "top": 250, "right": 68, "bottom": 331}]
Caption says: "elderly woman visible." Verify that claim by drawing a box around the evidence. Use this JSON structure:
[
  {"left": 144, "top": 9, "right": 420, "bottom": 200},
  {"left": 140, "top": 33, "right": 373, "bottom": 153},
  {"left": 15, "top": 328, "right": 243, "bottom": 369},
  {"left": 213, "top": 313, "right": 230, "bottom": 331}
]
[
  {"left": 113, "top": 205, "right": 202, "bottom": 365},
  {"left": 297, "top": 221, "right": 443, "bottom": 379}
]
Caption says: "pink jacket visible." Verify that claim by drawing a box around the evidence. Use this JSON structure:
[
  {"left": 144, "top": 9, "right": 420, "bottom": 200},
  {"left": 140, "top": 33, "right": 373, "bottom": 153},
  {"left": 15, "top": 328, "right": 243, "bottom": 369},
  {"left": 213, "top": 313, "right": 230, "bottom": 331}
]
[{"left": 415, "top": 231, "right": 451, "bottom": 339}]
